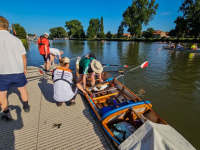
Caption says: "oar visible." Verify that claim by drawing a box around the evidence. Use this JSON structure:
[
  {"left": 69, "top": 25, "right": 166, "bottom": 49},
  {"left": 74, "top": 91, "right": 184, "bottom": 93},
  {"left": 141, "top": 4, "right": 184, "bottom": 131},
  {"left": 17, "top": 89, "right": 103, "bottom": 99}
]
[
  {"left": 88, "top": 61, "right": 148, "bottom": 90},
  {"left": 103, "top": 64, "right": 129, "bottom": 68},
  {"left": 116, "top": 61, "right": 148, "bottom": 79}
]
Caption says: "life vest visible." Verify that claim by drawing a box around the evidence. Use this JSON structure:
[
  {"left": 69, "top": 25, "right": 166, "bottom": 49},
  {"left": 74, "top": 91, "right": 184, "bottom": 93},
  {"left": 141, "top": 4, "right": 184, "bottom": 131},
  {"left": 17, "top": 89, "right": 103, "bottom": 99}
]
[
  {"left": 38, "top": 36, "right": 50, "bottom": 55},
  {"left": 53, "top": 67, "right": 73, "bottom": 84}
]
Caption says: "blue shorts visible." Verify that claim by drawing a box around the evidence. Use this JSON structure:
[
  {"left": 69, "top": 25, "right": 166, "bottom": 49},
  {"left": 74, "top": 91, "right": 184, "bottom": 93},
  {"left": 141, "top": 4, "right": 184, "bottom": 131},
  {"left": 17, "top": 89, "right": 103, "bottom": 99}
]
[
  {"left": 42, "top": 53, "right": 50, "bottom": 62},
  {"left": 0, "top": 73, "right": 27, "bottom": 91}
]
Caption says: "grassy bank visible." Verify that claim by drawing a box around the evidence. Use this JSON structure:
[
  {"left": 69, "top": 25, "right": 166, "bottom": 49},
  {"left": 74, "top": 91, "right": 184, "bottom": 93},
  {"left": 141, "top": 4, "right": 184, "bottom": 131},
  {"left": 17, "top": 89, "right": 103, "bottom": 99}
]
[
  {"left": 20, "top": 39, "right": 29, "bottom": 49},
  {"left": 70, "top": 38, "right": 200, "bottom": 43}
]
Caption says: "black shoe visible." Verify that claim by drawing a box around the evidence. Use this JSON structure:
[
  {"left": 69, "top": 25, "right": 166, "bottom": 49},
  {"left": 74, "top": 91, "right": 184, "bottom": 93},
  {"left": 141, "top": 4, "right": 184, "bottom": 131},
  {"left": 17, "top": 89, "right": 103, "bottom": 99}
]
[
  {"left": 1, "top": 114, "right": 12, "bottom": 122},
  {"left": 45, "top": 70, "right": 52, "bottom": 75},
  {"left": 23, "top": 104, "right": 30, "bottom": 112},
  {"left": 56, "top": 102, "right": 62, "bottom": 107}
]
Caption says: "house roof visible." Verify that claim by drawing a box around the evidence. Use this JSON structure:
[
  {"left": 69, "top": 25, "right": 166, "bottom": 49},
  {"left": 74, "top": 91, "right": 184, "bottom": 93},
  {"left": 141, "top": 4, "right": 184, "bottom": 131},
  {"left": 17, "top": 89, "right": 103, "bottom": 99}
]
[{"left": 153, "top": 30, "right": 164, "bottom": 35}]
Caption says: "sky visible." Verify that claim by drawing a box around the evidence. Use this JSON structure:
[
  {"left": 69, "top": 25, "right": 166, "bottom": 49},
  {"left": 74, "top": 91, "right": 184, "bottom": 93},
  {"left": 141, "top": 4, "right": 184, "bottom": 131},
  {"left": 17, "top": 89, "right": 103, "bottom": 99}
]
[{"left": 0, "top": 0, "right": 183, "bottom": 36}]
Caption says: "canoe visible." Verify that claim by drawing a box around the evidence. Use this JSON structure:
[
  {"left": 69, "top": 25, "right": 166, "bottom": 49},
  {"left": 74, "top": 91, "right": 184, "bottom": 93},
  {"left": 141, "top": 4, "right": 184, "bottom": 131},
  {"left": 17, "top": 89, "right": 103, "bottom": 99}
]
[
  {"left": 82, "top": 71, "right": 195, "bottom": 149},
  {"left": 162, "top": 46, "right": 200, "bottom": 53}
]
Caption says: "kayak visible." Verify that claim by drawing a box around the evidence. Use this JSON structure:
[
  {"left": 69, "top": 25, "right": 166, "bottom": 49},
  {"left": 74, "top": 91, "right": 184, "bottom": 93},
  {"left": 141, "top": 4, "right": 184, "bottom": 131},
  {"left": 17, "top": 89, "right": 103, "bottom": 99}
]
[
  {"left": 162, "top": 46, "right": 200, "bottom": 53},
  {"left": 82, "top": 71, "right": 195, "bottom": 149}
]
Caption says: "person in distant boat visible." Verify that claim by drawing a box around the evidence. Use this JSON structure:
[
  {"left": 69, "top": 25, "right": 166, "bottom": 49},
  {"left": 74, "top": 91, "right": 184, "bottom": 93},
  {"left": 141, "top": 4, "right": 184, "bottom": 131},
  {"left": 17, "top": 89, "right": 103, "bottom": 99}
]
[
  {"left": 52, "top": 57, "right": 86, "bottom": 106},
  {"left": 191, "top": 43, "right": 197, "bottom": 50},
  {"left": 38, "top": 32, "right": 51, "bottom": 74},
  {"left": 171, "top": 43, "right": 175, "bottom": 48},
  {"left": 50, "top": 48, "right": 64, "bottom": 66},
  {"left": 0, "top": 16, "right": 30, "bottom": 122},
  {"left": 176, "top": 42, "right": 183, "bottom": 49},
  {"left": 78, "top": 53, "right": 103, "bottom": 90}
]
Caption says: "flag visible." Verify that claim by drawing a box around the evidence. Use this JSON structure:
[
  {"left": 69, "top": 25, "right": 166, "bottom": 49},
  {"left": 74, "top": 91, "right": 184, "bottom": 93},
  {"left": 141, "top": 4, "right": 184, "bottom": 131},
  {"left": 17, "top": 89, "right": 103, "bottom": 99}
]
[{"left": 141, "top": 61, "right": 148, "bottom": 68}]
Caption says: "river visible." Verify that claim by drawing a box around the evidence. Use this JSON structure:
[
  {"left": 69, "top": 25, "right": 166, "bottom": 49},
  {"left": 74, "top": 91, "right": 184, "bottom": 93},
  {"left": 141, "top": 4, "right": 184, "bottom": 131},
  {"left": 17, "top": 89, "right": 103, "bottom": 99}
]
[{"left": 26, "top": 40, "right": 200, "bottom": 149}]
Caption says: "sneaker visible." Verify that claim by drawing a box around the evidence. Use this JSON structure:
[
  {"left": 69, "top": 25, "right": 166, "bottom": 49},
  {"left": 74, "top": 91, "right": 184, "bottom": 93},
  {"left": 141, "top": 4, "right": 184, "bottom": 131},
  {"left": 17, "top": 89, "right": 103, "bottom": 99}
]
[
  {"left": 1, "top": 114, "right": 12, "bottom": 122},
  {"left": 56, "top": 102, "right": 62, "bottom": 107},
  {"left": 23, "top": 104, "right": 30, "bottom": 112},
  {"left": 45, "top": 70, "right": 52, "bottom": 75}
]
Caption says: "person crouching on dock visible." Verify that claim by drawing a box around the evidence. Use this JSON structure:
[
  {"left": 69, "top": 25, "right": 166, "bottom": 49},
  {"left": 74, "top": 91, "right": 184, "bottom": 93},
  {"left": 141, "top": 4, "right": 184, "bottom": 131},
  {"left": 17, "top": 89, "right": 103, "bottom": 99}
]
[{"left": 52, "top": 57, "right": 86, "bottom": 106}]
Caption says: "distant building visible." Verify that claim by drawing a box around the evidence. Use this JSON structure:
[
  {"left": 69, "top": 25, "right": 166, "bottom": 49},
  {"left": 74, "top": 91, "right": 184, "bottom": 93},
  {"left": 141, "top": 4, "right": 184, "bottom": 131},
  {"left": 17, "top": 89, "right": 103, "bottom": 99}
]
[
  {"left": 123, "top": 33, "right": 131, "bottom": 38},
  {"left": 153, "top": 30, "right": 166, "bottom": 38}
]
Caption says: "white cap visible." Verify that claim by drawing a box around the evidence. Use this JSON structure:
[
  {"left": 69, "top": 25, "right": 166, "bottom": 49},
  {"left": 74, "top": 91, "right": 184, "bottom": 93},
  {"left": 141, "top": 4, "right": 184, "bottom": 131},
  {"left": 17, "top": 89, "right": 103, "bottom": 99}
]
[{"left": 44, "top": 32, "right": 49, "bottom": 36}]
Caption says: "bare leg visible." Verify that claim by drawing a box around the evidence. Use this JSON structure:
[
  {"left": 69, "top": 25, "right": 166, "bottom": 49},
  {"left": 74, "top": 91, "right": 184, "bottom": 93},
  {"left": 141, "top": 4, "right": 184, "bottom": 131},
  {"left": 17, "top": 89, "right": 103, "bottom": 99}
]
[
  {"left": 17, "top": 86, "right": 28, "bottom": 102},
  {"left": 0, "top": 91, "right": 8, "bottom": 111},
  {"left": 78, "top": 74, "right": 84, "bottom": 83},
  {"left": 50, "top": 54, "right": 53, "bottom": 66},
  {"left": 89, "top": 73, "right": 95, "bottom": 86},
  {"left": 46, "top": 61, "right": 50, "bottom": 71},
  {"left": 52, "top": 56, "right": 55, "bottom": 66}
]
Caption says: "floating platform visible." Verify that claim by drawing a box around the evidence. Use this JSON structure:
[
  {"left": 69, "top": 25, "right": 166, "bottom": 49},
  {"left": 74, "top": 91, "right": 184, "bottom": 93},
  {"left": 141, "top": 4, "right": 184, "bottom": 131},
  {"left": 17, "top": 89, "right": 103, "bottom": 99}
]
[{"left": 0, "top": 66, "right": 115, "bottom": 150}]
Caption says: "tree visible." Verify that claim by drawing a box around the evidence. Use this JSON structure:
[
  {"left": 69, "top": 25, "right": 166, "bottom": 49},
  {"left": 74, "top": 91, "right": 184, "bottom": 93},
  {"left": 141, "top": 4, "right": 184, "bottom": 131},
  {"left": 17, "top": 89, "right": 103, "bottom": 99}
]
[
  {"left": 178, "top": 0, "right": 200, "bottom": 38},
  {"left": 12, "top": 23, "right": 26, "bottom": 39},
  {"left": 143, "top": 27, "right": 154, "bottom": 38},
  {"left": 122, "top": 0, "right": 159, "bottom": 38},
  {"left": 99, "top": 17, "right": 105, "bottom": 38},
  {"left": 117, "top": 25, "right": 124, "bottom": 38},
  {"left": 87, "top": 25, "right": 96, "bottom": 39},
  {"left": 49, "top": 27, "right": 68, "bottom": 39},
  {"left": 169, "top": 29, "right": 177, "bottom": 37},
  {"left": 86, "top": 18, "right": 100, "bottom": 39},
  {"left": 106, "top": 31, "right": 112, "bottom": 39},
  {"left": 65, "top": 20, "right": 85, "bottom": 39}
]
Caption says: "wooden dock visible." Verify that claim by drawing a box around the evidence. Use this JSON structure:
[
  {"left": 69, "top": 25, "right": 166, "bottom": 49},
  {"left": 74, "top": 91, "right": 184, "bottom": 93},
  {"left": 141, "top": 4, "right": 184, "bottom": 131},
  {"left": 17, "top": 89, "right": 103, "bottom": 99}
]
[{"left": 0, "top": 66, "right": 115, "bottom": 150}]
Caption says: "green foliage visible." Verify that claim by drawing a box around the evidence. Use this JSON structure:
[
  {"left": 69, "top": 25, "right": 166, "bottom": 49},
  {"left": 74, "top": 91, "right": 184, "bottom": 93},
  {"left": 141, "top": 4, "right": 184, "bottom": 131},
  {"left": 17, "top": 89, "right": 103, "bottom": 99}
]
[
  {"left": 99, "top": 17, "right": 105, "bottom": 38},
  {"left": 27, "top": 33, "right": 35, "bottom": 36},
  {"left": 143, "top": 27, "right": 154, "bottom": 38},
  {"left": 177, "top": 0, "right": 200, "bottom": 38},
  {"left": 99, "top": 31, "right": 105, "bottom": 38},
  {"left": 12, "top": 23, "right": 27, "bottom": 39},
  {"left": 106, "top": 31, "right": 112, "bottom": 39},
  {"left": 49, "top": 27, "right": 68, "bottom": 39},
  {"left": 65, "top": 20, "right": 85, "bottom": 39},
  {"left": 117, "top": 25, "right": 124, "bottom": 38},
  {"left": 122, "top": 0, "right": 159, "bottom": 37},
  {"left": 87, "top": 18, "right": 100, "bottom": 39}
]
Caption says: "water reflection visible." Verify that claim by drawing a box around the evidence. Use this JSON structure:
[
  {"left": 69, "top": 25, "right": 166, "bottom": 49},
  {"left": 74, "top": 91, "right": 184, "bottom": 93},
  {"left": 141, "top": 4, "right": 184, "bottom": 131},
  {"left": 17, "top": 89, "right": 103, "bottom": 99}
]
[{"left": 25, "top": 41, "right": 200, "bottom": 149}]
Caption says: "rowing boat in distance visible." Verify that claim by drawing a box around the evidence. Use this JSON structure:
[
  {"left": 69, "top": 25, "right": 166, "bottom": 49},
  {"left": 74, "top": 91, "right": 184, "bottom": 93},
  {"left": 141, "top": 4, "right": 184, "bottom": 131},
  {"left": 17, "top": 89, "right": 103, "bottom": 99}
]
[
  {"left": 162, "top": 46, "right": 200, "bottom": 53},
  {"left": 81, "top": 70, "right": 195, "bottom": 149}
]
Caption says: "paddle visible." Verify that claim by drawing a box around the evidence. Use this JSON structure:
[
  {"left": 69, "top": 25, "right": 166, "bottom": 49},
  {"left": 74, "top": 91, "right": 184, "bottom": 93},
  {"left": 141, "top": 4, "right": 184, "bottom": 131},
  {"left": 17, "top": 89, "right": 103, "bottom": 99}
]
[
  {"left": 88, "top": 61, "right": 148, "bottom": 90},
  {"left": 116, "top": 61, "right": 148, "bottom": 79},
  {"left": 103, "top": 64, "right": 129, "bottom": 68}
]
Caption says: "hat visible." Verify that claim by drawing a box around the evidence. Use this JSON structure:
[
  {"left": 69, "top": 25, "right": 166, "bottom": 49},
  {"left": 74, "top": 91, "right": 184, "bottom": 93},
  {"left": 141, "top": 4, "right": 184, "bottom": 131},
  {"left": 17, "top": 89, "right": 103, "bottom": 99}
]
[
  {"left": 44, "top": 32, "right": 49, "bottom": 36},
  {"left": 90, "top": 59, "right": 103, "bottom": 73},
  {"left": 62, "top": 57, "right": 70, "bottom": 63}
]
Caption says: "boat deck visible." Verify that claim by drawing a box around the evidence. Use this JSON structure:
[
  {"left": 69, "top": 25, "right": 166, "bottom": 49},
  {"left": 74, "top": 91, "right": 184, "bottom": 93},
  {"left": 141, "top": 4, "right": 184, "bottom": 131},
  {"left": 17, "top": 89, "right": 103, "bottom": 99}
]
[{"left": 0, "top": 66, "right": 115, "bottom": 150}]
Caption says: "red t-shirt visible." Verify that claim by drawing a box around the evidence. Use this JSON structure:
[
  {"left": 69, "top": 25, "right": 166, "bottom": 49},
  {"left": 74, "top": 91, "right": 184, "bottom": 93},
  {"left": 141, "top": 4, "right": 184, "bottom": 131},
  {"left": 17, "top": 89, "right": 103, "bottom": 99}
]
[{"left": 38, "top": 37, "right": 50, "bottom": 55}]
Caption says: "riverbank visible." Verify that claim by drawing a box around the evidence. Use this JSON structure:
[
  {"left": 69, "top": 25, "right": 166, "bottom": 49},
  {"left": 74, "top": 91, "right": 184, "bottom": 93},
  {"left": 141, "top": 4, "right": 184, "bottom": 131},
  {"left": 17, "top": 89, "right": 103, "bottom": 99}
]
[{"left": 69, "top": 38, "right": 200, "bottom": 43}]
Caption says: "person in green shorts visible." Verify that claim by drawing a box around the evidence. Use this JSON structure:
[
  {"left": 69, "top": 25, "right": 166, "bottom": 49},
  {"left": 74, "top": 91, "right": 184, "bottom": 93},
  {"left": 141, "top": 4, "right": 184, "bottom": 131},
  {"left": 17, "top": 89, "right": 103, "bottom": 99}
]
[{"left": 78, "top": 53, "right": 103, "bottom": 89}]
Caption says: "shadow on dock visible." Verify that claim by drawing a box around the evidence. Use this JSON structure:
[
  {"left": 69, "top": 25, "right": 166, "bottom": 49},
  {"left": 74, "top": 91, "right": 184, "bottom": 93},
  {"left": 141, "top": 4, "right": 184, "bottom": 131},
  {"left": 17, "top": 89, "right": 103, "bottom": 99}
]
[{"left": 0, "top": 105, "right": 23, "bottom": 150}]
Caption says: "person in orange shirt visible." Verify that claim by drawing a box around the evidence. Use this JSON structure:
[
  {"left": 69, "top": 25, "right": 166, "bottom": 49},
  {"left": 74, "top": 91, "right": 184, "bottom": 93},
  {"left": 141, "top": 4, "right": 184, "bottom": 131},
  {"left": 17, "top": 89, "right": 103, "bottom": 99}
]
[{"left": 38, "top": 32, "right": 51, "bottom": 73}]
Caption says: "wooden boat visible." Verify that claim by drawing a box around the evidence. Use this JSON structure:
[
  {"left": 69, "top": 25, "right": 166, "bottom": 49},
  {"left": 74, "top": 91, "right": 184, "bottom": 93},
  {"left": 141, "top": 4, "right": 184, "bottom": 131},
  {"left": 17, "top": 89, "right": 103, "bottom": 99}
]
[
  {"left": 162, "top": 46, "right": 200, "bottom": 53},
  {"left": 82, "top": 71, "right": 195, "bottom": 149}
]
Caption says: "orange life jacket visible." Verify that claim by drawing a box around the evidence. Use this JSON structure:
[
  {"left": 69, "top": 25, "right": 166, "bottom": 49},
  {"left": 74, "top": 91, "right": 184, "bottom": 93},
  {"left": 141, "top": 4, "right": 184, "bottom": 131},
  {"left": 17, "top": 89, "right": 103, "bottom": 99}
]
[{"left": 38, "top": 36, "right": 50, "bottom": 55}]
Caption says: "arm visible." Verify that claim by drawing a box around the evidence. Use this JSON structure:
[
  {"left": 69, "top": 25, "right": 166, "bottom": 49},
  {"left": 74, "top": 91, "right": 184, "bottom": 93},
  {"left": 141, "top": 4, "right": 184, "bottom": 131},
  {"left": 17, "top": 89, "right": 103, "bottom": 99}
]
[
  {"left": 44, "top": 45, "right": 47, "bottom": 58},
  {"left": 59, "top": 55, "right": 61, "bottom": 59},
  {"left": 22, "top": 55, "right": 27, "bottom": 75},
  {"left": 76, "top": 83, "right": 86, "bottom": 94},
  {"left": 83, "top": 74, "right": 87, "bottom": 89},
  {"left": 98, "top": 73, "right": 103, "bottom": 82}
]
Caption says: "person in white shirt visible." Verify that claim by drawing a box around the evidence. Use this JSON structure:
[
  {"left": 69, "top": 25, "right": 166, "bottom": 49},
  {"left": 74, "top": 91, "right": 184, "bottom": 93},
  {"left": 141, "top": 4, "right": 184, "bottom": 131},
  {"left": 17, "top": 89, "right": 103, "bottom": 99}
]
[
  {"left": 52, "top": 57, "right": 86, "bottom": 106},
  {"left": 50, "top": 48, "right": 63, "bottom": 66},
  {"left": 0, "top": 16, "right": 30, "bottom": 122}
]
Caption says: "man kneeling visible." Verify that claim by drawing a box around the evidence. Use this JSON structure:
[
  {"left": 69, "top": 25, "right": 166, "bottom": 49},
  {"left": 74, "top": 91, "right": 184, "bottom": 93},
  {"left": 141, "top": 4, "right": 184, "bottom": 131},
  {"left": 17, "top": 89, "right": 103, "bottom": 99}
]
[{"left": 52, "top": 57, "right": 86, "bottom": 106}]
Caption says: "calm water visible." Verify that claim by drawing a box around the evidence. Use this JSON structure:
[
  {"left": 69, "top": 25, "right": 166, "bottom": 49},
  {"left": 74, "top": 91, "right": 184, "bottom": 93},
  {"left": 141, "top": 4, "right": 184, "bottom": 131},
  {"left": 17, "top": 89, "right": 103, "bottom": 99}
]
[{"left": 26, "top": 40, "right": 200, "bottom": 149}]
